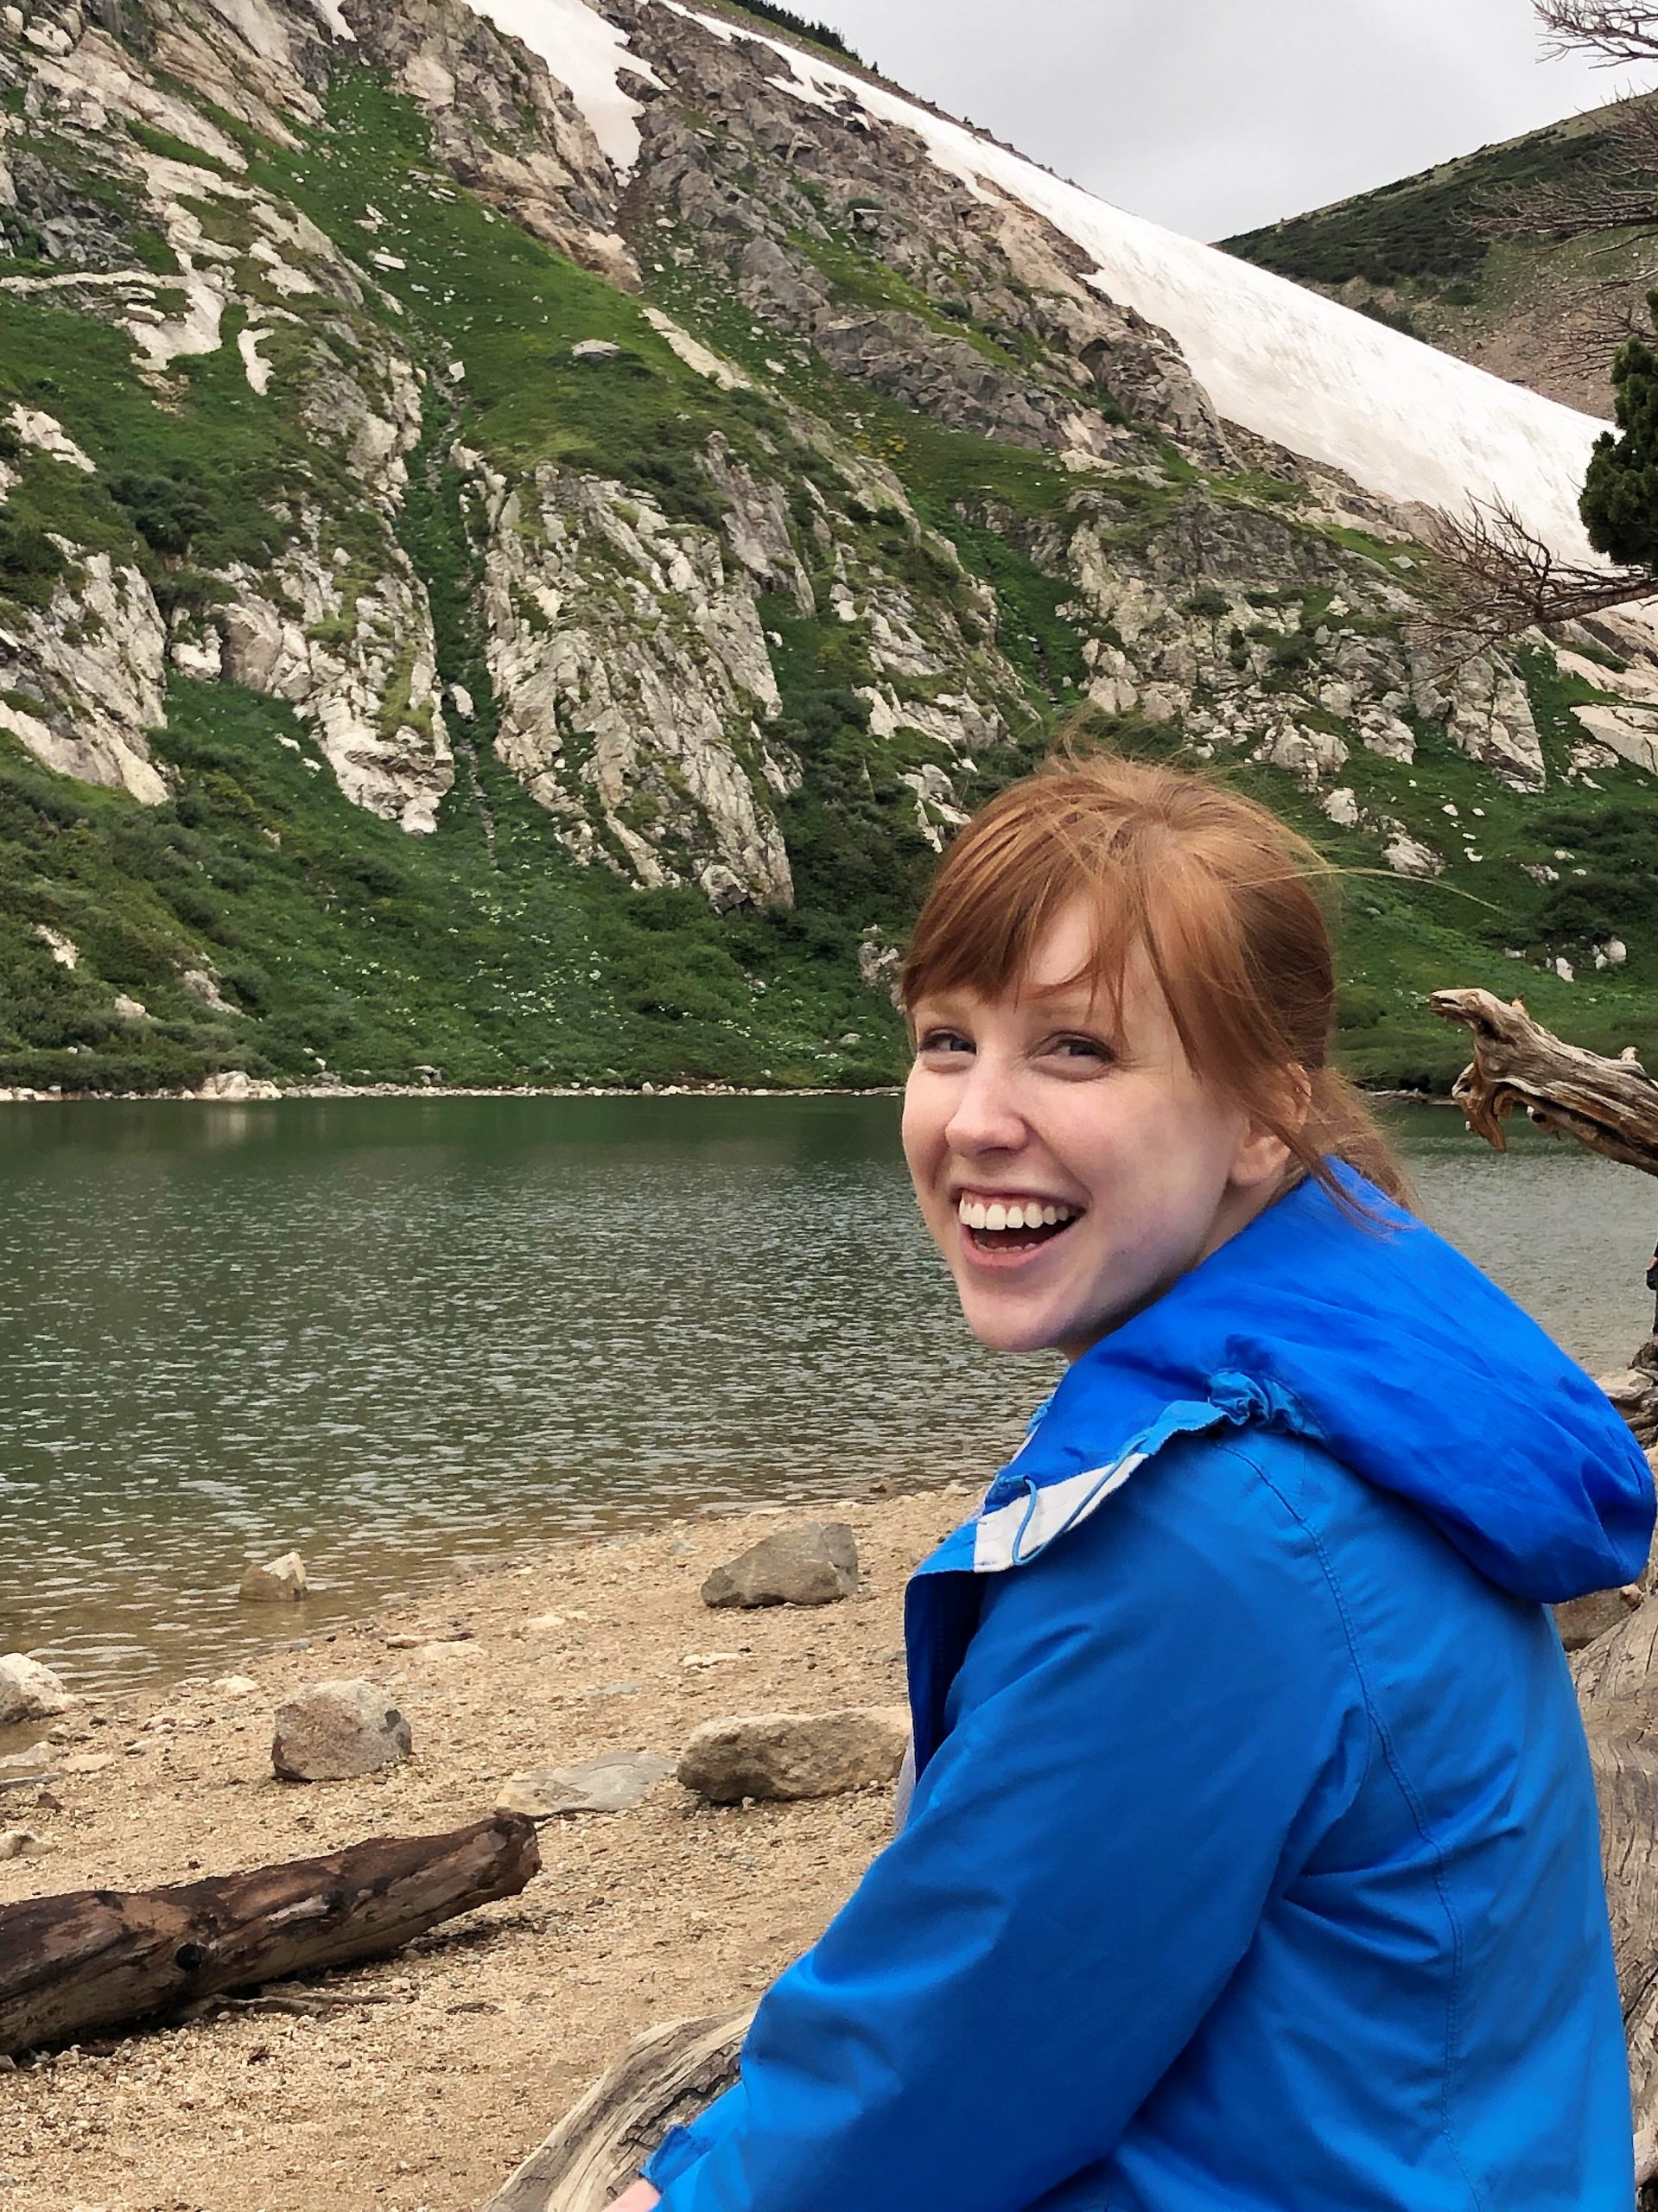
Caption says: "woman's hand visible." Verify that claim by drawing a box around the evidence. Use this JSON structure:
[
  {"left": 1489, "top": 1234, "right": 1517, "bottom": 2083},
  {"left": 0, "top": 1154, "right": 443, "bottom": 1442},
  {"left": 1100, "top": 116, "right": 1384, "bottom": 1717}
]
[{"left": 609, "top": 2183, "right": 661, "bottom": 2210}]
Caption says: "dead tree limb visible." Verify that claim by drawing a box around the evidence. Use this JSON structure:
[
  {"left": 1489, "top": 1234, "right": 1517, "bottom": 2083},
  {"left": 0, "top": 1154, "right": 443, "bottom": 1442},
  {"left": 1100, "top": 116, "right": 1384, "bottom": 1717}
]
[
  {"left": 1430, "top": 987, "right": 1658, "bottom": 1173},
  {"left": 0, "top": 1814, "right": 539, "bottom": 2057},
  {"left": 1423, "top": 500, "right": 1656, "bottom": 642},
  {"left": 1477, "top": 96, "right": 1658, "bottom": 241},
  {"left": 1540, "top": 2, "right": 1658, "bottom": 64},
  {"left": 480, "top": 2010, "right": 751, "bottom": 2212}
]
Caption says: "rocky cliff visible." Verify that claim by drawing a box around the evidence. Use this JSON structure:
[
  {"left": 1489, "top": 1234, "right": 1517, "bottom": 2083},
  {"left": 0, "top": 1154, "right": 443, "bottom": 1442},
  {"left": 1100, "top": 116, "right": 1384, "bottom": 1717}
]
[{"left": 3, "top": 0, "right": 1657, "bottom": 1093}]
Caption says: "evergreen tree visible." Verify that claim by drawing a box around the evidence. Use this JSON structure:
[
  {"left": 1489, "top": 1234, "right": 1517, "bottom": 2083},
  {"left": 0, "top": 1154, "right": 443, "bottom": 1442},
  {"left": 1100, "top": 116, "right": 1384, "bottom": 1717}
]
[{"left": 1581, "top": 290, "right": 1658, "bottom": 569}]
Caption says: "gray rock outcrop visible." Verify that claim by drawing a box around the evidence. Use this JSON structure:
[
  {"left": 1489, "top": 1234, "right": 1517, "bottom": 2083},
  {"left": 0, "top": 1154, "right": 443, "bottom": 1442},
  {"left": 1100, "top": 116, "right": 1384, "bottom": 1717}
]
[
  {"left": 271, "top": 1679, "right": 411, "bottom": 1782},
  {"left": 677, "top": 1707, "right": 911, "bottom": 1803},
  {"left": 702, "top": 1522, "right": 861, "bottom": 1609}
]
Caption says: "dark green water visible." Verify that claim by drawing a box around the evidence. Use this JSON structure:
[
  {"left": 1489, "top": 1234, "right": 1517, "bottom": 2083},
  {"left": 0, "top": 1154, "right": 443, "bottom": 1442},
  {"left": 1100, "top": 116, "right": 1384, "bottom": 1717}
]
[{"left": 2, "top": 1096, "right": 1654, "bottom": 1691}]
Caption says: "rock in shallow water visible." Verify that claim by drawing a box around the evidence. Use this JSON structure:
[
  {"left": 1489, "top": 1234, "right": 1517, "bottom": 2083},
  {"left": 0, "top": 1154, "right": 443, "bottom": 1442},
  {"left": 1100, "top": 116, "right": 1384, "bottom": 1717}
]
[
  {"left": 701, "top": 1522, "right": 860, "bottom": 1610},
  {"left": 496, "top": 1752, "right": 675, "bottom": 1818},
  {"left": 272, "top": 1680, "right": 411, "bottom": 1783},
  {"left": 0, "top": 1655, "right": 74, "bottom": 1726},
  {"left": 238, "top": 1551, "right": 308, "bottom": 1604},
  {"left": 677, "top": 1708, "right": 910, "bottom": 1803}
]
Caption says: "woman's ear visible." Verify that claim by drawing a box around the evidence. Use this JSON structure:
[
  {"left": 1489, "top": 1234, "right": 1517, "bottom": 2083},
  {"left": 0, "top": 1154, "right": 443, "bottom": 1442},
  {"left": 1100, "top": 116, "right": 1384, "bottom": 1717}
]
[{"left": 1230, "top": 1067, "right": 1312, "bottom": 1194}]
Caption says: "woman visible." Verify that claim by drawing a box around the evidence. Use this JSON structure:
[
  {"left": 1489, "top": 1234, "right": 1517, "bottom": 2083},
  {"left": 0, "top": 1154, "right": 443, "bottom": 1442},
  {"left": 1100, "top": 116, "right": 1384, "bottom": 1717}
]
[{"left": 615, "top": 756, "right": 1654, "bottom": 2210}]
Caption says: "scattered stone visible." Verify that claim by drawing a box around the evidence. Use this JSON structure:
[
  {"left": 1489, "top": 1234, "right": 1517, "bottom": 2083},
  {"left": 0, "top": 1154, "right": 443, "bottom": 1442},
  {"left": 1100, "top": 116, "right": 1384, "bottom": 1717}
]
[
  {"left": 0, "top": 1654, "right": 74, "bottom": 1726},
  {"left": 213, "top": 1675, "right": 260, "bottom": 1697},
  {"left": 0, "top": 1829, "right": 52, "bottom": 1861},
  {"left": 0, "top": 1745, "right": 57, "bottom": 1777},
  {"left": 495, "top": 1752, "right": 674, "bottom": 1818},
  {"left": 519, "top": 1612, "right": 568, "bottom": 1636},
  {"left": 571, "top": 339, "right": 622, "bottom": 361},
  {"left": 681, "top": 1652, "right": 742, "bottom": 1669},
  {"left": 1556, "top": 1586, "right": 1644, "bottom": 1653},
  {"left": 112, "top": 995, "right": 148, "bottom": 1021},
  {"left": 238, "top": 1551, "right": 308, "bottom": 1604},
  {"left": 702, "top": 1522, "right": 860, "bottom": 1610},
  {"left": 58, "top": 1753, "right": 114, "bottom": 1777},
  {"left": 677, "top": 1707, "right": 911, "bottom": 1804},
  {"left": 271, "top": 1680, "right": 411, "bottom": 1783}
]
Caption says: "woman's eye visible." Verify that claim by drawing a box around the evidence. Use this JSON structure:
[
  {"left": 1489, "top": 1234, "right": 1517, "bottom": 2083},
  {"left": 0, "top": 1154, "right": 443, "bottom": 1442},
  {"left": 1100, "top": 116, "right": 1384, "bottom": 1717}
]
[
  {"left": 918, "top": 1028, "right": 973, "bottom": 1055},
  {"left": 1048, "top": 1033, "right": 1115, "bottom": 1064}
]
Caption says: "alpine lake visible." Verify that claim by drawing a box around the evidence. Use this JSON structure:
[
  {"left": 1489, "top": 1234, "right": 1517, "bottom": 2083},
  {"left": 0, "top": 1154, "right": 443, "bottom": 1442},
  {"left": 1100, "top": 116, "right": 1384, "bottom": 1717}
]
[{"left": 3, "top": 1094, "right": 1653, "bottom": 1693}]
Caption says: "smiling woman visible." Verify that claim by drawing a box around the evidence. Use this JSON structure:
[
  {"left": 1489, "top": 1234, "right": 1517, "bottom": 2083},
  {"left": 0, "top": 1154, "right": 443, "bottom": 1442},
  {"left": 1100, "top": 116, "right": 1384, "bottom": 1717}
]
[
  {"left": 896, "top": 760, "right": 1402, "bottom": 1357},
  {"left": 618, "top": 753, "right": 1655, "bottom": 2212}
]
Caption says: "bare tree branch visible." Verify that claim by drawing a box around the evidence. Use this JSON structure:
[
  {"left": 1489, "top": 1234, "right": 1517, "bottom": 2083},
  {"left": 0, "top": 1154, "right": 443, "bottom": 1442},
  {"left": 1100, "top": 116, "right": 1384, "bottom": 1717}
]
[
  {"left": 1527, "top": 273, "right": 1658, "bottom": 378},
  {"left": 1539, "top": 3, "right": 1658, "bottom": 65},
  {"left": 1423, "top": 499, "right": 1656, "bottom": 640},
  {"left": 1478, "top": 96, "right": 1658, "bottom": 240}
]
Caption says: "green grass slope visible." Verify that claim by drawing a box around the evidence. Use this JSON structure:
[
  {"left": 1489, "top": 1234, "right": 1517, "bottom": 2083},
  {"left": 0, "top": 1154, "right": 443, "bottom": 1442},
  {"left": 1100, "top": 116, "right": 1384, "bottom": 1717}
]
[{"left": 4, "top": 59, "right": 1658, "bottom": 1096}]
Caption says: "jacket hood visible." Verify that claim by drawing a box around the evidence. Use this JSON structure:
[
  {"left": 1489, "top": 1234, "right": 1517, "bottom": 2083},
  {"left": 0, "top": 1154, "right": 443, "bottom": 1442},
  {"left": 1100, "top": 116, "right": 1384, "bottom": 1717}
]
[{"left": 981, "top": 1166, "right": 1654, "bottom": 1605}]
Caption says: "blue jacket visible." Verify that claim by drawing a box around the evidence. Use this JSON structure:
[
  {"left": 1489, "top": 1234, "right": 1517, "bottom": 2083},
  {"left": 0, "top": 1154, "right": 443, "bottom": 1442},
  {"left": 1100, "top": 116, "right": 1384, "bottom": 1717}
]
[{"left": 645, "top": 1169, "right": 1654, "bottom": 2210}]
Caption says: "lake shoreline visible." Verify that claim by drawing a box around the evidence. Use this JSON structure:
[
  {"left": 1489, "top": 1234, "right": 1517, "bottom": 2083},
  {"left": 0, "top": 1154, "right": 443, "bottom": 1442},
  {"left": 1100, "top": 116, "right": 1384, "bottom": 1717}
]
[
  {"left": 0, "top": 1079, "right": 1459, "bottom": 1104},
  {"left": 0, "top": 1484, "right": 965, "bottom": 2212}
]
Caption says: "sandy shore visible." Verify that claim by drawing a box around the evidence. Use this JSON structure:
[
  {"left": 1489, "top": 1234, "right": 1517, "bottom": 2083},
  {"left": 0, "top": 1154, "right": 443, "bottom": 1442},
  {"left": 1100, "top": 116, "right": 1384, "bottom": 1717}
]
[{"left": 0, "top": 1486, "right": 969, "bottom": 2212}]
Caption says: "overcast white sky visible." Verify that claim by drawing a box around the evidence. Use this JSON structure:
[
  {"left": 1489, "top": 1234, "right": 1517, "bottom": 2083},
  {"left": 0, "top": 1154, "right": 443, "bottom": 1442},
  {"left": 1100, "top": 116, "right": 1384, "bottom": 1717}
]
[{"left": 802, "top": 0, "right": 1658, "bottom": 241}]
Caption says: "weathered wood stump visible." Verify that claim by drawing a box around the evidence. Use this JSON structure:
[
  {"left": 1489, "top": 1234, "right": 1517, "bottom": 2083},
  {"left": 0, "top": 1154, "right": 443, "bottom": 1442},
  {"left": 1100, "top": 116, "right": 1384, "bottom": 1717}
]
[
  {"left": 1430, "top": 987, "right": 1658, "bottom": 1176},
  {"left": 480, "top": 2010, "right": 751, "bottom": 2212},
  {"left": 1575, "top": 1604, "right": 1658, "bottom": 2194},
  {"left": 0, "top": 1813, "right": 538, "bottom": 2056}
]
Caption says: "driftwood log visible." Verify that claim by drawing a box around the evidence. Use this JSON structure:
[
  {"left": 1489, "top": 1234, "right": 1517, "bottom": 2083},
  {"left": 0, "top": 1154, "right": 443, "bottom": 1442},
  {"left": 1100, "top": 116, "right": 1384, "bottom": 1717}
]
[
  {"left": 0, "top": 1813, "right": 538, "bottom": 2057},
  {"left": 1575, "top": 1604, "right": 1658, "bottom": 2191},
  {"left": 1430, "top": 988, "right": 1658, "bottom": 1176},
  {"left": 480, "top": 2011, "right": 751, "bottom": 2212}
]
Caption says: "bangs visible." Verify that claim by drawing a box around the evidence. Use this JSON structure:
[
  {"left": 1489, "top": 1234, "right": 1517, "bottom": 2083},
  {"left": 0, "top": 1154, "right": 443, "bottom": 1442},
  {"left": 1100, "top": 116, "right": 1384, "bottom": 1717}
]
[
  {"left": 899, "top": 785, "right": 1198, "bottom": 1050},
  {"left": 898, "top": 758, "right": 1335, "bottom": 1086}
]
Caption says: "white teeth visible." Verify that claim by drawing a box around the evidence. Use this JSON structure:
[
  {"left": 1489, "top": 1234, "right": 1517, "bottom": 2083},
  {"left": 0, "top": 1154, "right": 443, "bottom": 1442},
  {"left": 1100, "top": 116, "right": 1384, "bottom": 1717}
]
[{"left": 957, "top": 1197, "right": 1081, "bottom": 1232}]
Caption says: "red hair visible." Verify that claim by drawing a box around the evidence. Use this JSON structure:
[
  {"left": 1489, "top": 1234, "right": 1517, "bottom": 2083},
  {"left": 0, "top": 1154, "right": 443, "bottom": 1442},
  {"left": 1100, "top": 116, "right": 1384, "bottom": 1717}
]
[{"left": 899, "top": 753, "right": 1407, "bottom": 1209}]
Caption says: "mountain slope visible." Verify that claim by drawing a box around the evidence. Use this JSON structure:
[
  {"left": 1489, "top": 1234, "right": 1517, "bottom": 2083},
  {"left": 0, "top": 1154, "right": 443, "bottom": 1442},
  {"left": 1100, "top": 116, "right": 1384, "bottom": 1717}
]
[
  {"left": 1220, "top": 98, "right": 1655, "bottom": 420},
  {"left": 3, "top": 0, "right": 1658, "bottom": 1097}
]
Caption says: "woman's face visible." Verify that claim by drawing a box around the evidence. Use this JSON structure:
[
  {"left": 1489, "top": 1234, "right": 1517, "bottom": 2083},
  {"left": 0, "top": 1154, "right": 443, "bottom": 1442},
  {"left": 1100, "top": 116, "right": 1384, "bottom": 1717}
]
[{"left": 901, "top": 902, "right": 1292, "bottom": 1360}]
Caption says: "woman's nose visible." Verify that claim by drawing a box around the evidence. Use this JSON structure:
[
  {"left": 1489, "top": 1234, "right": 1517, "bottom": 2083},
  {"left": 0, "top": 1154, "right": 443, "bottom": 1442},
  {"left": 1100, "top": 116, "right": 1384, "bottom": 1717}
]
[{"left": 943, "top": 1058, "right": 1028, "bottom": 1157}]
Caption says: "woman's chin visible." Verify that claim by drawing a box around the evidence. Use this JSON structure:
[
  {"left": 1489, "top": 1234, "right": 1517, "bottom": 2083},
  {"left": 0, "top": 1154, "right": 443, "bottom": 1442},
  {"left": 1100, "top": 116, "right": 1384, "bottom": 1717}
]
[{"left": 958, "top": 1289, "right": 1069, "bottom": 1357}]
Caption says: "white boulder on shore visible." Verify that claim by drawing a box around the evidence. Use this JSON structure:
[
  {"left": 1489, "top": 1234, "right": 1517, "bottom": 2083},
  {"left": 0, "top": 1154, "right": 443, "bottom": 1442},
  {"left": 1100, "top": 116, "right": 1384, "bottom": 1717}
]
[
  {"left": 677, "top": 1707, "right": 911, "bottom": 1804},
  {"left": 271, "top": 1679, "right": 412, "bottom": 1782},
  {"left": 0, "top": 1654, "right": 76, "bottom": 1726},
  {"left": 196, "top": 1070, "right": 281, "bottom": 1102},
  {"left": 238, "top": 1551, "right": 308, "bottom": 1604}
]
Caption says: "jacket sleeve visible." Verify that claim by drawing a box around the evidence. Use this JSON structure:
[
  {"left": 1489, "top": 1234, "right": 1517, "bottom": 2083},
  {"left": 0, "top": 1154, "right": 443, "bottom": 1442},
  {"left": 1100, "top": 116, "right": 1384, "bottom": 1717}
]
[{"left": 645, "top": 1440, "right": 1363, "bottom": 2212}]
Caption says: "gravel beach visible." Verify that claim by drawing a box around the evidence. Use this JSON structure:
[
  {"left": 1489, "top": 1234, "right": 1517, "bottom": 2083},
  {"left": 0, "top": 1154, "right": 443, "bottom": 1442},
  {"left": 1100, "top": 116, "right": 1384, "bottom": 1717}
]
[{"left": 0, "top": 1486, "right": 969, "bottom": 2212}]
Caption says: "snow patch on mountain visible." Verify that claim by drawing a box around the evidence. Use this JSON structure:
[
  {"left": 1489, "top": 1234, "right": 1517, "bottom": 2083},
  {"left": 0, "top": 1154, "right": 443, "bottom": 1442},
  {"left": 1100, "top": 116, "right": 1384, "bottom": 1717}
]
[
  {"left": 667, "top": 0, "right": 1610, "bottom": 563},
  {"left": 461, "top": 0, "right": 661, "bottom": 171}
]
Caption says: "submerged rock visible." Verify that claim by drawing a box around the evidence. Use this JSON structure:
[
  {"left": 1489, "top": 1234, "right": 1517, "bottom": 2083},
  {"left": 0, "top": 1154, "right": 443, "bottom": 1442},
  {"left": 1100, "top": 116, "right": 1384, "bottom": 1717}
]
[
  {"left": 271, "top": 1679, "right": 411, "bottom": 1782},
  {"left": 238, "top": 1551, "right": 308, "bottom": 1604},
  {"left": 677, "top": 1707, "right": 910, "bottom": 1803},
  {"left": 702, "top": 1522, "right": 860, "bottom": 1609}
]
